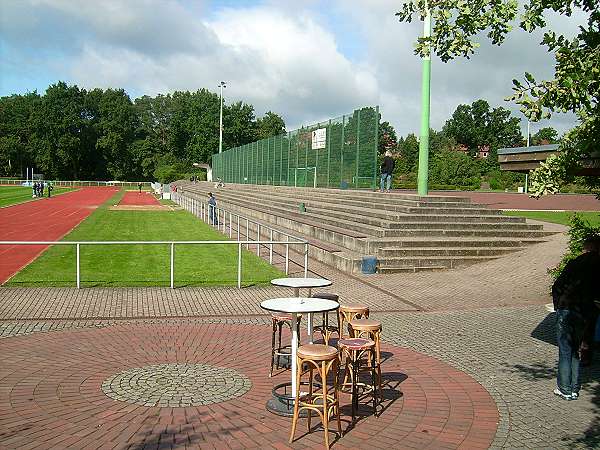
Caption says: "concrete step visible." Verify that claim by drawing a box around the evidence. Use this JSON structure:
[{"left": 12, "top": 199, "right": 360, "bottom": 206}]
[
  {"left": 222, "top": 182, "right": 474, "bottom": 204},
  {"left": 377, "top": 255, "right": 500, "bottom": 270},
  {"left": 383, "top": 222, "right": 543, "bottom": 232},
  {"left": 366, "top": 237, "right": 546, "bottom": 248},
  {"left": 192, "top": 186, "right": 502, "bottom": 223},
  {"left": 224, "top": 185, "right": 485, "bottom": 210},
  {"left": 381, "top": 229, "right": 555, "bottom": 238},
  {"left": 388, "top": 214, "right": 526, "bottom": 224},
  {"left": 377, "top": 246, "right": 525, "bottom": 257}
]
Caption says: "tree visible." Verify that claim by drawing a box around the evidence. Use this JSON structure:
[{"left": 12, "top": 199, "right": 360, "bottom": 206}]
[
  {"left": 396, "top": 0, "right": 599, "bottom": 196},
  {"left": 429, "top": 149, "right": 480, "bottom": 188},
  {"left": 256, "top": 111, "right": 286, "bottom": 140},
  {"left": 531, "top": 126, "right": 559, "bottom": 145},
  {"left": 397, "top": 133, "right": 419, "bottom": 173},
  {"left": 378, "top": 121, "right": 398, "bottom": 155},
  {"left": 443, "top": 99, "right": 522, "bottom": 162}
]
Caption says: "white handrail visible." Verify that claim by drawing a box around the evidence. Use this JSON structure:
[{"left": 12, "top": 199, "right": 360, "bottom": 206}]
[
  {"left": 0, "top": 239, "right": 307, "bottom": 289},
  {"left": 173, "top": 192, "right": 311, "bottom": 278}
]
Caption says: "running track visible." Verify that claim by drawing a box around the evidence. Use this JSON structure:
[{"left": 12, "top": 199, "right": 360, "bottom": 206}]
[{"left": 0, "top": 187, "right": 118, "bottom": 283}]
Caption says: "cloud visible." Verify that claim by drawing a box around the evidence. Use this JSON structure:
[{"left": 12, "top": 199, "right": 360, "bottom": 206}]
[{"left": 0, "top": 0, "right": 584, "bottom": 137}]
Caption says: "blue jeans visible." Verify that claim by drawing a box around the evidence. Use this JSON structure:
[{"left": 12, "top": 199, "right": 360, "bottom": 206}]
[
  {"left": 380, "top": 173, "right": 392, "bottom": 191},
  {"left": 556, "top": 309, "right": 585, "bottom": 395}
]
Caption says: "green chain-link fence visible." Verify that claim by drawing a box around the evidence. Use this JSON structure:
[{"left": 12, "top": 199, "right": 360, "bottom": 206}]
[{"left": 212, "top": 106, "right": 379, "bottom": 189}]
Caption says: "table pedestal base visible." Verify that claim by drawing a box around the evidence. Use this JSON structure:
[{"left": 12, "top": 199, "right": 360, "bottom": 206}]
[{"left": 266, "top": 382, "right": 317, "bottom": 417}]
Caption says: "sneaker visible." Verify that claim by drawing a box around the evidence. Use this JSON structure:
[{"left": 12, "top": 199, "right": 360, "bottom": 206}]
[
  {"left": 554, "top": 388, "right": 571, "bottom": 400},
  {"left": 571, "top": 392, "right": 579, "bottom": 400}
]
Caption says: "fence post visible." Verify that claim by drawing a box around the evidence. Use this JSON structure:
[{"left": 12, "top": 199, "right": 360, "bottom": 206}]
[
  {"left": 246, "top": 219, "right": 249, "bottom": 249},
  {"left": 269, "top": 229, "right": 273, "bottom": 264},
  {"left": 170, "top": 242, "right": 174, "bottom": 289},
  {"left": 285, "top": 236, "right": 289, "bottom": 275},
  {"left": 238, "top": 242, "right": 242, "bottom": 289},
  {"left": 229, "top": 212, "right": 232, "bottom": 238},
  {"left": 257, "top": 224, "right": 261, "bottom": 256},
  {"left": 237, "top": 215, "right": 240, "bottom": 241},
  {"left": 76, "top": 243, "right": 80, "bottom": 289},
  {"left": 304, "top": 243, "right": 308, "bottom": 277}
]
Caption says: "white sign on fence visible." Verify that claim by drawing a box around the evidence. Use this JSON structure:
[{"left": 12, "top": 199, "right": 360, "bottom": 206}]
[{"left": 311, "top": 128, "right": 326, "bottom": 150}]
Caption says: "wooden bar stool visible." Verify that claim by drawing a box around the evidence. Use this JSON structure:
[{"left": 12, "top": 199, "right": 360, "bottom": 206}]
[
  {"left": 349, "top": 318, "right": 383, "bottom": 402},
  {"left": 312, "top": 292, "right": 339, "bottom": 344},
  {"left": 338, "top": 337, "right": 378, "bottom": 422},
  {"left": 290, "top": 344, "right": 342, "bottom": 449},
  {"left": 338, "top": 304, "right": 369, "bottom": 339},
  {"left": 270, "top": 313, "right": 301, "bottom": 377}
]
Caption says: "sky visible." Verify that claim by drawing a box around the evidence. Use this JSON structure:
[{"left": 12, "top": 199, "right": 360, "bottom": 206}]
[{"left": 0, "top": 0, "right": 585, "bottom": 138}]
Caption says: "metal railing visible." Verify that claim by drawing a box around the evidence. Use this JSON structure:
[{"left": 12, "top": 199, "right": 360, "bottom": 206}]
[
  {"left": 0, "top": 179, "right": 151, "bottom": 188},
  {"left": 172, "top": 191, "right": 310, "bottom": 277},
  {"left": 0, "top": 239, "right": 308, "bottom": 289}
]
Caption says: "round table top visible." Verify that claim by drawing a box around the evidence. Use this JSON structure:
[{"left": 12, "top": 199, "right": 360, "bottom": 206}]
[
  {"left": 270, "top": 277, "right": 332, "bottom": 289},
  {"left": 260, "top": 297, "right": 339, "bottom": 314}
]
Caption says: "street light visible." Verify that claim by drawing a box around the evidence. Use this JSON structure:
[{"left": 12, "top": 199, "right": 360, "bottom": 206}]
[{"left": 218, "top": 81, "right": 226, "bottom": 153}]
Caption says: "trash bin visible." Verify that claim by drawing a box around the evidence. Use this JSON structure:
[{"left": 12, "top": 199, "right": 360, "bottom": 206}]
[
  {"left": 361, "top": 256, "right": 377, "bottom": 274},
  {"left": 340, "top": 181, "right": 348, "bottom": 190},
  {"left": 518, "top": 186, "right": 524, "bottom": 193},
  {"left": 299, "top": 202, "right": 306, "bottom": 212}
]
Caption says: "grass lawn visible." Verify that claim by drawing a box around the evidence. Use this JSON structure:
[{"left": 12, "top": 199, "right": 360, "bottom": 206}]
[
  {"left": 503, "top": 210, "right": 600, "bottom": 227},
  {"left": 0, "top": 185, "right": 73, "bottom": 208},
  {"left": 8, "top": 190, "right": 283, "bottom": 287}
]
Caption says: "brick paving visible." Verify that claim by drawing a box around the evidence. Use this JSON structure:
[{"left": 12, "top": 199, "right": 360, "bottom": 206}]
[{"left": 0, "top": 216, "right": 597, "bottom": 448}]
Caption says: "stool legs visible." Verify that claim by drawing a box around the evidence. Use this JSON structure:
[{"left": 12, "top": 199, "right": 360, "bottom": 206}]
[{"left": 290, "top": 355, "right": 341, "bottom": 448}]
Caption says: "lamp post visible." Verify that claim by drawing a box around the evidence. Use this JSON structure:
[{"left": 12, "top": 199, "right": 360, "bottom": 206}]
[
  {"left": 417, "top": 3, "right": 432, "bottom": 196},
  {"left": 218, "top": 81, "right": 226, "bottom": 154},
  {"left": 525, "top": 119, "right": 530, "bottom": 193}
]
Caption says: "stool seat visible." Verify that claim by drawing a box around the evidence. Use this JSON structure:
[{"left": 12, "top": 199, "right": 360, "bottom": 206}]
[
  {"left": 312, "top": 292, "right": 340, "bottom": 302},
  {"left": 297, "top": 344, "right": 338, "bottom": 360},
  {"left": 340, "top": 304, "right": 369, "bottom": 312},
  {"left": 349, "top": 318, "right": 382, "bottom": 332},
  {"left": 272, "top": 313, "right": 293, "bottom": 322},
  {"left": 338, "top": 338, "right": 375, "bottom": 351}
]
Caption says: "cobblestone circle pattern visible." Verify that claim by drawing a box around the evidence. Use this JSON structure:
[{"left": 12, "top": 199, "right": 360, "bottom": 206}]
[{"left": 102, "top": 363, "right": 251, "bottom": 407}]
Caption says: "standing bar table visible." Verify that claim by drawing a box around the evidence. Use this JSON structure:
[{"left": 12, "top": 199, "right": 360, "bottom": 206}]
[
  {"left": 271, "top": 277, "right": 332, "bottom": 341},
  {"left": 260, "top": 297, "right": 339, "bottom": 416}
]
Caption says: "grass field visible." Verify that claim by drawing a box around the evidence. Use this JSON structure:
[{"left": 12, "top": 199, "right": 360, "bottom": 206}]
[
  {"left": 0, "top": 185, "right": 73, "bottom": 207},
  {"left": 8, "top": 190, "right": 284, "bottom": 287},
  {"left": 503, "top": 210, "right": 600, "bottom": 226}
]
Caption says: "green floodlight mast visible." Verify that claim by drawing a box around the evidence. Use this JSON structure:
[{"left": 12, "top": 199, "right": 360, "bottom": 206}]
[{"left": 417, "top": 4, "right": 432, "bottom": 196}]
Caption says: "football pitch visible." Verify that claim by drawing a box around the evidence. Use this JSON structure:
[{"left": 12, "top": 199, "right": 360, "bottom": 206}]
[
  {"left": 0, "top": 185, "right": 73, "bottom": 207},
  {"left": 5, "top": 189, "right": 283, "bottom": 287}
]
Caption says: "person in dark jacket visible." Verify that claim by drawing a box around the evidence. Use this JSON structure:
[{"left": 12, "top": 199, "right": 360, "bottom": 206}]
[
  {"left": 552, "top": 235, "right": 600, "bottom": 400},
  {"left": 208, "top": 192, "right": 218, "bottom": 225},
  {"left": 380, "top": 150, "right": 395, "bottom": 192}
]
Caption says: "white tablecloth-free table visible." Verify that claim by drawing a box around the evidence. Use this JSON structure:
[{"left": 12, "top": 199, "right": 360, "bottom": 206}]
[
  {"left": 270, "top": 277, "right": 332, "bottom": 298},
  {"left": 271, "top": 277, "right": 333, "bottom": 340},
  {"left": 260, "top": 297, "right": 339, "bottom": 395}
]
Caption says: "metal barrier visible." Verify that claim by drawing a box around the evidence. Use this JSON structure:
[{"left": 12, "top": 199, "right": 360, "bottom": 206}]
[
  {"left": 0, "top": 239, "right": 308, "bottom": 289},
  {"left": 0, "top": 179, "right": 151, "bottom": 188},
  {"left": 172, "top": 191, "right": 310, "bottom": 278}
]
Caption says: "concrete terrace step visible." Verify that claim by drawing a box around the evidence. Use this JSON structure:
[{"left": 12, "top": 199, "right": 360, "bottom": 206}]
[
  {"left": 377, "top": 246, "right": 525, "bottom": 257},
  {"left": 377, "top": 255, "right": 501, "bottom": 270},
  {"left": 382, "top": 229, "right": 555, "bottom": 238},
  {"left": 174, "top": 181, "right": 557, "bottom": 274},
  {"left": 227, "top": 185, "right": 486, "bottom": 210},
  {"left": 226, "top": 182, "right": 473, "bottom": 204},
  {"left": 367, "top": 237, "right": 547, "bottom": 248},
  {"left": 384, "top": 222, "right": 544, "bottom": 231},
  {"left": 193, "top": 186, "right": 502, "bottom": 224}
]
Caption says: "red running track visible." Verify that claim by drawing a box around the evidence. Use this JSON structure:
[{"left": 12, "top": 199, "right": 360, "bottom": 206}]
[
  {"left": 0, "top": 187, "right": 118, "bottom": 283},
  {"left": 119, "top": 191, "right": 161, "bottom": 206}
]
